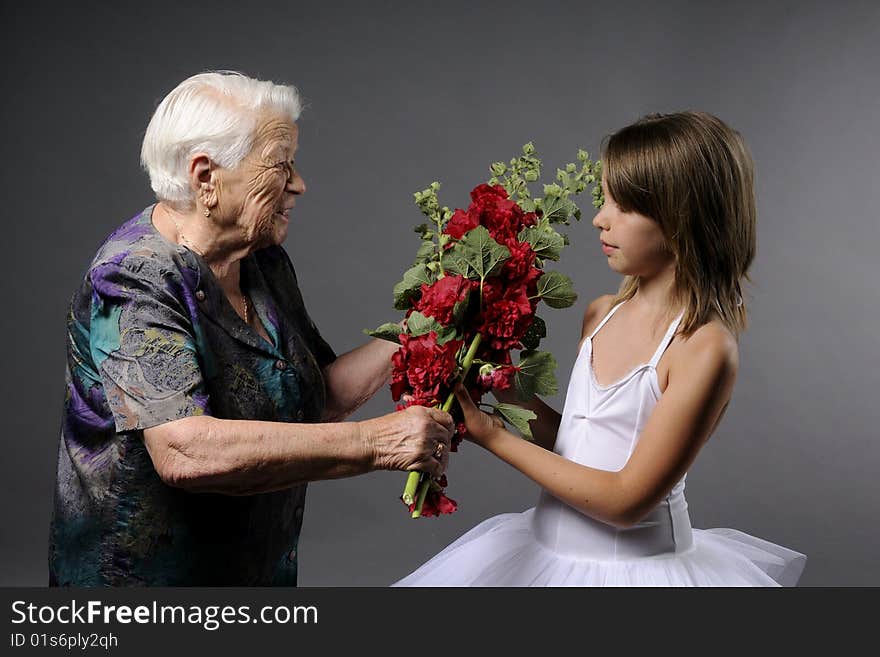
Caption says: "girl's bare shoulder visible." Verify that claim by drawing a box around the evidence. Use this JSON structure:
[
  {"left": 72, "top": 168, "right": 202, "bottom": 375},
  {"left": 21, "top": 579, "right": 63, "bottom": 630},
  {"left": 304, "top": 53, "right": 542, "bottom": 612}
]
[
  {"left": 651, "top": 317, "right": 738, "bottom": 395},
  {"left": 671, "top": 319, "right": 740, "bottom": 379},
  {"left": 580, "top": 294, "right": 617, "bottom": 341}
]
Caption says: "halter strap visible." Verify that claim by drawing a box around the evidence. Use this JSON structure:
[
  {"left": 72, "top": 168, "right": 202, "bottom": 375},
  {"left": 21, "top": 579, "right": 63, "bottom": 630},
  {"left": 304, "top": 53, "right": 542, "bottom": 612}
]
[{"left": 588, "top": 300, "right": 627, "bottom": 340}]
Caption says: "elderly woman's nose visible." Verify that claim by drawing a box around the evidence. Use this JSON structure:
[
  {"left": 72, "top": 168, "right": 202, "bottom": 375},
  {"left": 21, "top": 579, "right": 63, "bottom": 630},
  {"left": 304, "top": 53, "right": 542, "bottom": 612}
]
[{"left": 289, "top": 171, "right": 306, "bottom": 194}]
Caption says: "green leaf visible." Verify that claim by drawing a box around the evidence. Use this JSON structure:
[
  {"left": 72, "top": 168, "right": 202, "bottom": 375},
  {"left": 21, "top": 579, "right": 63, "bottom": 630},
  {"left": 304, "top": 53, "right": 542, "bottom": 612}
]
[
  {"left": 406, "top": 311, "right": 457, "bottom": 344},
  {"left": 458, "top": 225, "right": 510, "bottom": 280},
  {"left": 434, "top": 327, "right": 459, "bottom": 345},
  {"left": 441, "top": 246, "right": 475, "bottom": 279},
  {"left": 537, "top": 271, "right": 577, "bottom": 308},
  {"left": 518, "top": 197, "right": 537, "bottom": 213},
  {"left": 413, "top": 240, "right": 436, "bottom": 265},
  {"left": 520, "top": 315, "right": 546, "bottom": 351},
  {"left": 518, "top": 224, "right": 565, "bottom": 261},
  {"left": 406, "top": 310, "right": 436, "bottom": 336},
  {"left": 363, "top": 322, "right": 403, "bottom": 344},
  {"left": 541, "top": 194, "right": 577, "bottom": 224},
  {"left": 493, "top": 403, "right": 538, "bottom": 440},
  {"left": 514, "top": 350, "right": 558, "bottom": 399},
  {"left": 393, "top": 263, "right": 434, "bottom": 310},
  {"left": 414, "top": 183, "right": 442, "bottom": 219}
]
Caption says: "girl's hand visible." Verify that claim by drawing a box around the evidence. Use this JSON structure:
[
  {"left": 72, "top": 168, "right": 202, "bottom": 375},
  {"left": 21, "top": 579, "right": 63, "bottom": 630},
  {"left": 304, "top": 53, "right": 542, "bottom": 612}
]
[{"left": 453, "top": 383, "right": 505, "bottom": 446}]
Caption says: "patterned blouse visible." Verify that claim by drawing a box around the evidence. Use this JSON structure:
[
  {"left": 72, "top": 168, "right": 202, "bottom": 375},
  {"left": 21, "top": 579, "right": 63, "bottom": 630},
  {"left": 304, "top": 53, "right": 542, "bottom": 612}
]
[{"left": 49, "top": 204, "right": 336, "bottom": 586}]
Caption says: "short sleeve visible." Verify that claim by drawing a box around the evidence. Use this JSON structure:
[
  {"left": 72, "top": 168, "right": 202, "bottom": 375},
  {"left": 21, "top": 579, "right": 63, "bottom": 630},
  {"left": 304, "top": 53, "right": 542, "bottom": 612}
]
[{"left": 88, "top": 259, "right": 211, "bottom": 432}]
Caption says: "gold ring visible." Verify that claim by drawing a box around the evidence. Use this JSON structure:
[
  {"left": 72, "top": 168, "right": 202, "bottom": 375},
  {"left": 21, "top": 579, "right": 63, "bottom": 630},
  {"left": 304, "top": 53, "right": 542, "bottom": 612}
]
[{"left": 433, "top": 443, "right": 444, "bottom": 459}]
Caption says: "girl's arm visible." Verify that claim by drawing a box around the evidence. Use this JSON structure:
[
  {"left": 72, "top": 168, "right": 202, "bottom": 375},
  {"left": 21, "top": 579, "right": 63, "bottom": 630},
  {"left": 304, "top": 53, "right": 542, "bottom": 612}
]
[
  {"left": 455, "top": 322, "right": 738, "bottom": 529},
  {"left": 490, "top": 294, "right": 616, "bottom": 451},
  {"left": 490, "top": 388, "right": 560, "bottom": 451}
]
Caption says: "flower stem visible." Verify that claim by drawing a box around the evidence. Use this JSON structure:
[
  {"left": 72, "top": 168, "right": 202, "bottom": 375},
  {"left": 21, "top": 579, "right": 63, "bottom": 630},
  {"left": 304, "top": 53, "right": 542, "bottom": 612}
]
[
  {"left": 412, "top": 476, "right": 431, "bottom": 519},
  {"left": 410, "top": 332, "right": 483, "bottom": 518},
  {"left": 402, "top": 472, "right": 421, "bottom": 506}
]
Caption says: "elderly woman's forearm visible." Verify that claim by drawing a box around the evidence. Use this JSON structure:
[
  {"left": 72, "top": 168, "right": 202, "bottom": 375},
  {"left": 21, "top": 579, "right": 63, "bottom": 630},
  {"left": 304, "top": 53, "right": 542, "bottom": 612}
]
[
  {"left": 321, "top": 339, "right": 397, "bottom": 420},
  {"left": 145, "top": 416, "right": 375, "bottom": 495}
]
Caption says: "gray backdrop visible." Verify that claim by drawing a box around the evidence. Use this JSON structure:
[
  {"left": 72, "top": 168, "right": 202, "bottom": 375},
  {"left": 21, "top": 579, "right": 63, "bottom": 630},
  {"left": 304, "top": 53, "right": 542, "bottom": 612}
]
[{"left": 2, "top": 0, "right": 877, "bottom": 587}]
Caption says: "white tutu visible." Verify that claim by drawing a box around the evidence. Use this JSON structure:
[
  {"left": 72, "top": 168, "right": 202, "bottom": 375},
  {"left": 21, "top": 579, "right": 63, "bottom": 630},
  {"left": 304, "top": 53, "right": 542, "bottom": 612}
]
[
  {"left": 392, "top": 506, "right": 807, "bottom": 587},
  {"left": 394, "top": 302, "right": 807, "bottom": 587}
]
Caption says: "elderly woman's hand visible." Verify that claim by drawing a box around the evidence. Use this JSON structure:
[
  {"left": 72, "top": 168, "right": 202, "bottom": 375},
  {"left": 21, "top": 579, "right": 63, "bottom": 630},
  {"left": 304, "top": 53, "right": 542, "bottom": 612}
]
[{"left": 359, "top": 406, "right": 454, "bottom": 478}]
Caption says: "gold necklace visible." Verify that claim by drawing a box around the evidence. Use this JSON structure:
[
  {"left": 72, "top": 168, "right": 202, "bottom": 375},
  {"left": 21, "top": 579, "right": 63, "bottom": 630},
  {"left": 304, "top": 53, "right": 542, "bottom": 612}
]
[{"left": 167, "top": 208, "right": 205, "bottom": 257}]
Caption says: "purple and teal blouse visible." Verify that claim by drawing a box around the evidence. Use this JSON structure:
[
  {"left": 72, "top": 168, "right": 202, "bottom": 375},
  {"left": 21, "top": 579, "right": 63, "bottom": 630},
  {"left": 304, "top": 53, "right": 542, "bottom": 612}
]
[{"left": 49, "top": 204, "right": 336, "bottom": 586}]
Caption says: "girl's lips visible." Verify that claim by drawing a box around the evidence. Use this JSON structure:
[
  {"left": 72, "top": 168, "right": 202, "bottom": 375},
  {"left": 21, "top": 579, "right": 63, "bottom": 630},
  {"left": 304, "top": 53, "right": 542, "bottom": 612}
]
[{"left": 601, "top": 242, "right": 617, "bottom": 255}]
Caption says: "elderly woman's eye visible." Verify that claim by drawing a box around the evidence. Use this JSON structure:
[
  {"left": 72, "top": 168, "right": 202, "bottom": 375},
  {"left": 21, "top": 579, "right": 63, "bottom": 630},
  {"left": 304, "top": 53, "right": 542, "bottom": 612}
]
[{"left": 274, "top": 160, "right": 296, "bottom": 175}]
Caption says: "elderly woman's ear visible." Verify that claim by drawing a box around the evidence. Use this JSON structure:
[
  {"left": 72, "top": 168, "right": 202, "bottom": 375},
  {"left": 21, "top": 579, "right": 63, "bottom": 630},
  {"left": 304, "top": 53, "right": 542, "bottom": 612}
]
[{"left": 188, "top": 154, "right": 218, "bottom": 212}]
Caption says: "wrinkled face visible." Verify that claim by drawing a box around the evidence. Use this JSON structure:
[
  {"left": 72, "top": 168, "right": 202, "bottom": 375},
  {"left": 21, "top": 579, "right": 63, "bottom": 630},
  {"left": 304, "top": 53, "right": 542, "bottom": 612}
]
[
  {"left": 591, "top": 174, "right": 673, "bottom": 277},
  {"left": 212, "top": 115, "right": 305, "bottom": 249}
]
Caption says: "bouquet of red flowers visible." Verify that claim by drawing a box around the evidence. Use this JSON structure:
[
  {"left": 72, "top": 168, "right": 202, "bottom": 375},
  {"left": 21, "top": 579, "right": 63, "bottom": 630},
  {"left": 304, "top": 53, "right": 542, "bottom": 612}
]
[{"left": 366, "top": 143, "right": 602, "bottom": 518}]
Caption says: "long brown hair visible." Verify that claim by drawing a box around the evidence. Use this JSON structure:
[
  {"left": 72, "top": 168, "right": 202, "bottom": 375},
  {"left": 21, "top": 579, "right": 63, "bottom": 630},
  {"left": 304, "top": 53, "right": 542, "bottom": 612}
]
[{"left": 602, "top": 111, "right": 756, "bottom": 337}]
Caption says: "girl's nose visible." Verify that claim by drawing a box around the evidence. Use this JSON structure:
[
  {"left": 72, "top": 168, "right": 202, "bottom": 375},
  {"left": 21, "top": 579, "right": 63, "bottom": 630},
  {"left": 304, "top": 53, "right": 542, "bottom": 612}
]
[{"left": 592, "top": 208, "right": 607, "bottom": 230}]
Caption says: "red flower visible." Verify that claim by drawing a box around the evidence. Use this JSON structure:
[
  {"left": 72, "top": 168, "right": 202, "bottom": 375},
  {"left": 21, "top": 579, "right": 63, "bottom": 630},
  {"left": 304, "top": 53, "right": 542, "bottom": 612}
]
[
  {"left": 481, "top": 199, "right": 525, "bottom": 244},
  {"left": 477, "top": 365, "right": 518, "bottom": 392},
  {"left": 444, "top": 208, "right": 479, "bottom": 240},
  {"left": 469, "top": 183, "right": 509, "bottom": 207},
  {"left": 407, "top": 490, "right": 458, "bottom": 517},
  {"left": 414, "top": 274, "right": 475, "bottom": 326},
  {"left": 480, "top": 286, "right": 534, "bottom": 350},
  {"left": 479, "top": 277, "right": 506, "bottom": 307},
  {"left": 390, "top": 332, "right": 462, "bottom": 402},
  {"left": 465, "top": 184, "right": 539, "bottom": 244},
  {"left": 443, "top": 185, "right": 537, "bottom": 244},
  {"left": 502, "top": 240, "right": 537, "bottom": 283}
]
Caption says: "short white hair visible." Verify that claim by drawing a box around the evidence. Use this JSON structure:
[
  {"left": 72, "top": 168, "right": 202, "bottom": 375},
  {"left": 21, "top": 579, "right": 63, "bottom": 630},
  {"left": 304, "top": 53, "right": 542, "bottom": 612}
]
[{"left": 141, "top": 70, "right": 302, "bottom": 208}]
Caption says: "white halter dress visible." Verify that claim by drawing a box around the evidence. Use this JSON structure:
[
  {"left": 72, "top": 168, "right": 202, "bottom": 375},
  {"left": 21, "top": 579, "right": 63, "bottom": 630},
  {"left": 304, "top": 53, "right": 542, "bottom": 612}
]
[{"left": 393, "top": 300, "right": 807, "bottom": 586}]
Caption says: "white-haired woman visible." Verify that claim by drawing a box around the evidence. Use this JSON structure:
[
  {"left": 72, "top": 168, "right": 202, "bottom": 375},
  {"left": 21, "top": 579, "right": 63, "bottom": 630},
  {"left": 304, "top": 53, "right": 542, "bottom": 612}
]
[{"left": 49, "top": 71, "right": 453, "bottom": 586}]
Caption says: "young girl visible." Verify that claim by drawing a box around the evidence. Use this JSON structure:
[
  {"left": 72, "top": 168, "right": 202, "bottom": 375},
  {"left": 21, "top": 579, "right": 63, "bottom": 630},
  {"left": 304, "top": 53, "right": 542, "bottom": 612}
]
[{"left": 393, "top": 111, "right": 808, "bottom": 587}]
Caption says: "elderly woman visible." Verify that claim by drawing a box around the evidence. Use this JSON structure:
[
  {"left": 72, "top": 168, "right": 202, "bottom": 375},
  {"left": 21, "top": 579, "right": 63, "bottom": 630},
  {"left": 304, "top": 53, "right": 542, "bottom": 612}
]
[{"left": 49, "top": 71, "right": 453, "bottom": 586}]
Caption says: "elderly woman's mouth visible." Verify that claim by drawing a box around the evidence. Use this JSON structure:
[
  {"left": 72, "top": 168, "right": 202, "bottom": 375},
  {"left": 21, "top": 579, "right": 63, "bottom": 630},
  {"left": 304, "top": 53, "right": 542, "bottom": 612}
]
[{"left": 274, "top": 208, "right": 291, "bottom": 221}]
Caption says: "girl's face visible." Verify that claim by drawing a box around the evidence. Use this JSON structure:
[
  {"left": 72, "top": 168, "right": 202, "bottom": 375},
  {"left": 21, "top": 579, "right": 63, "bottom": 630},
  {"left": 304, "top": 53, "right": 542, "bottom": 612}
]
[{"left": 591, "top": 174, "right": 674, "bottom": 277}]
